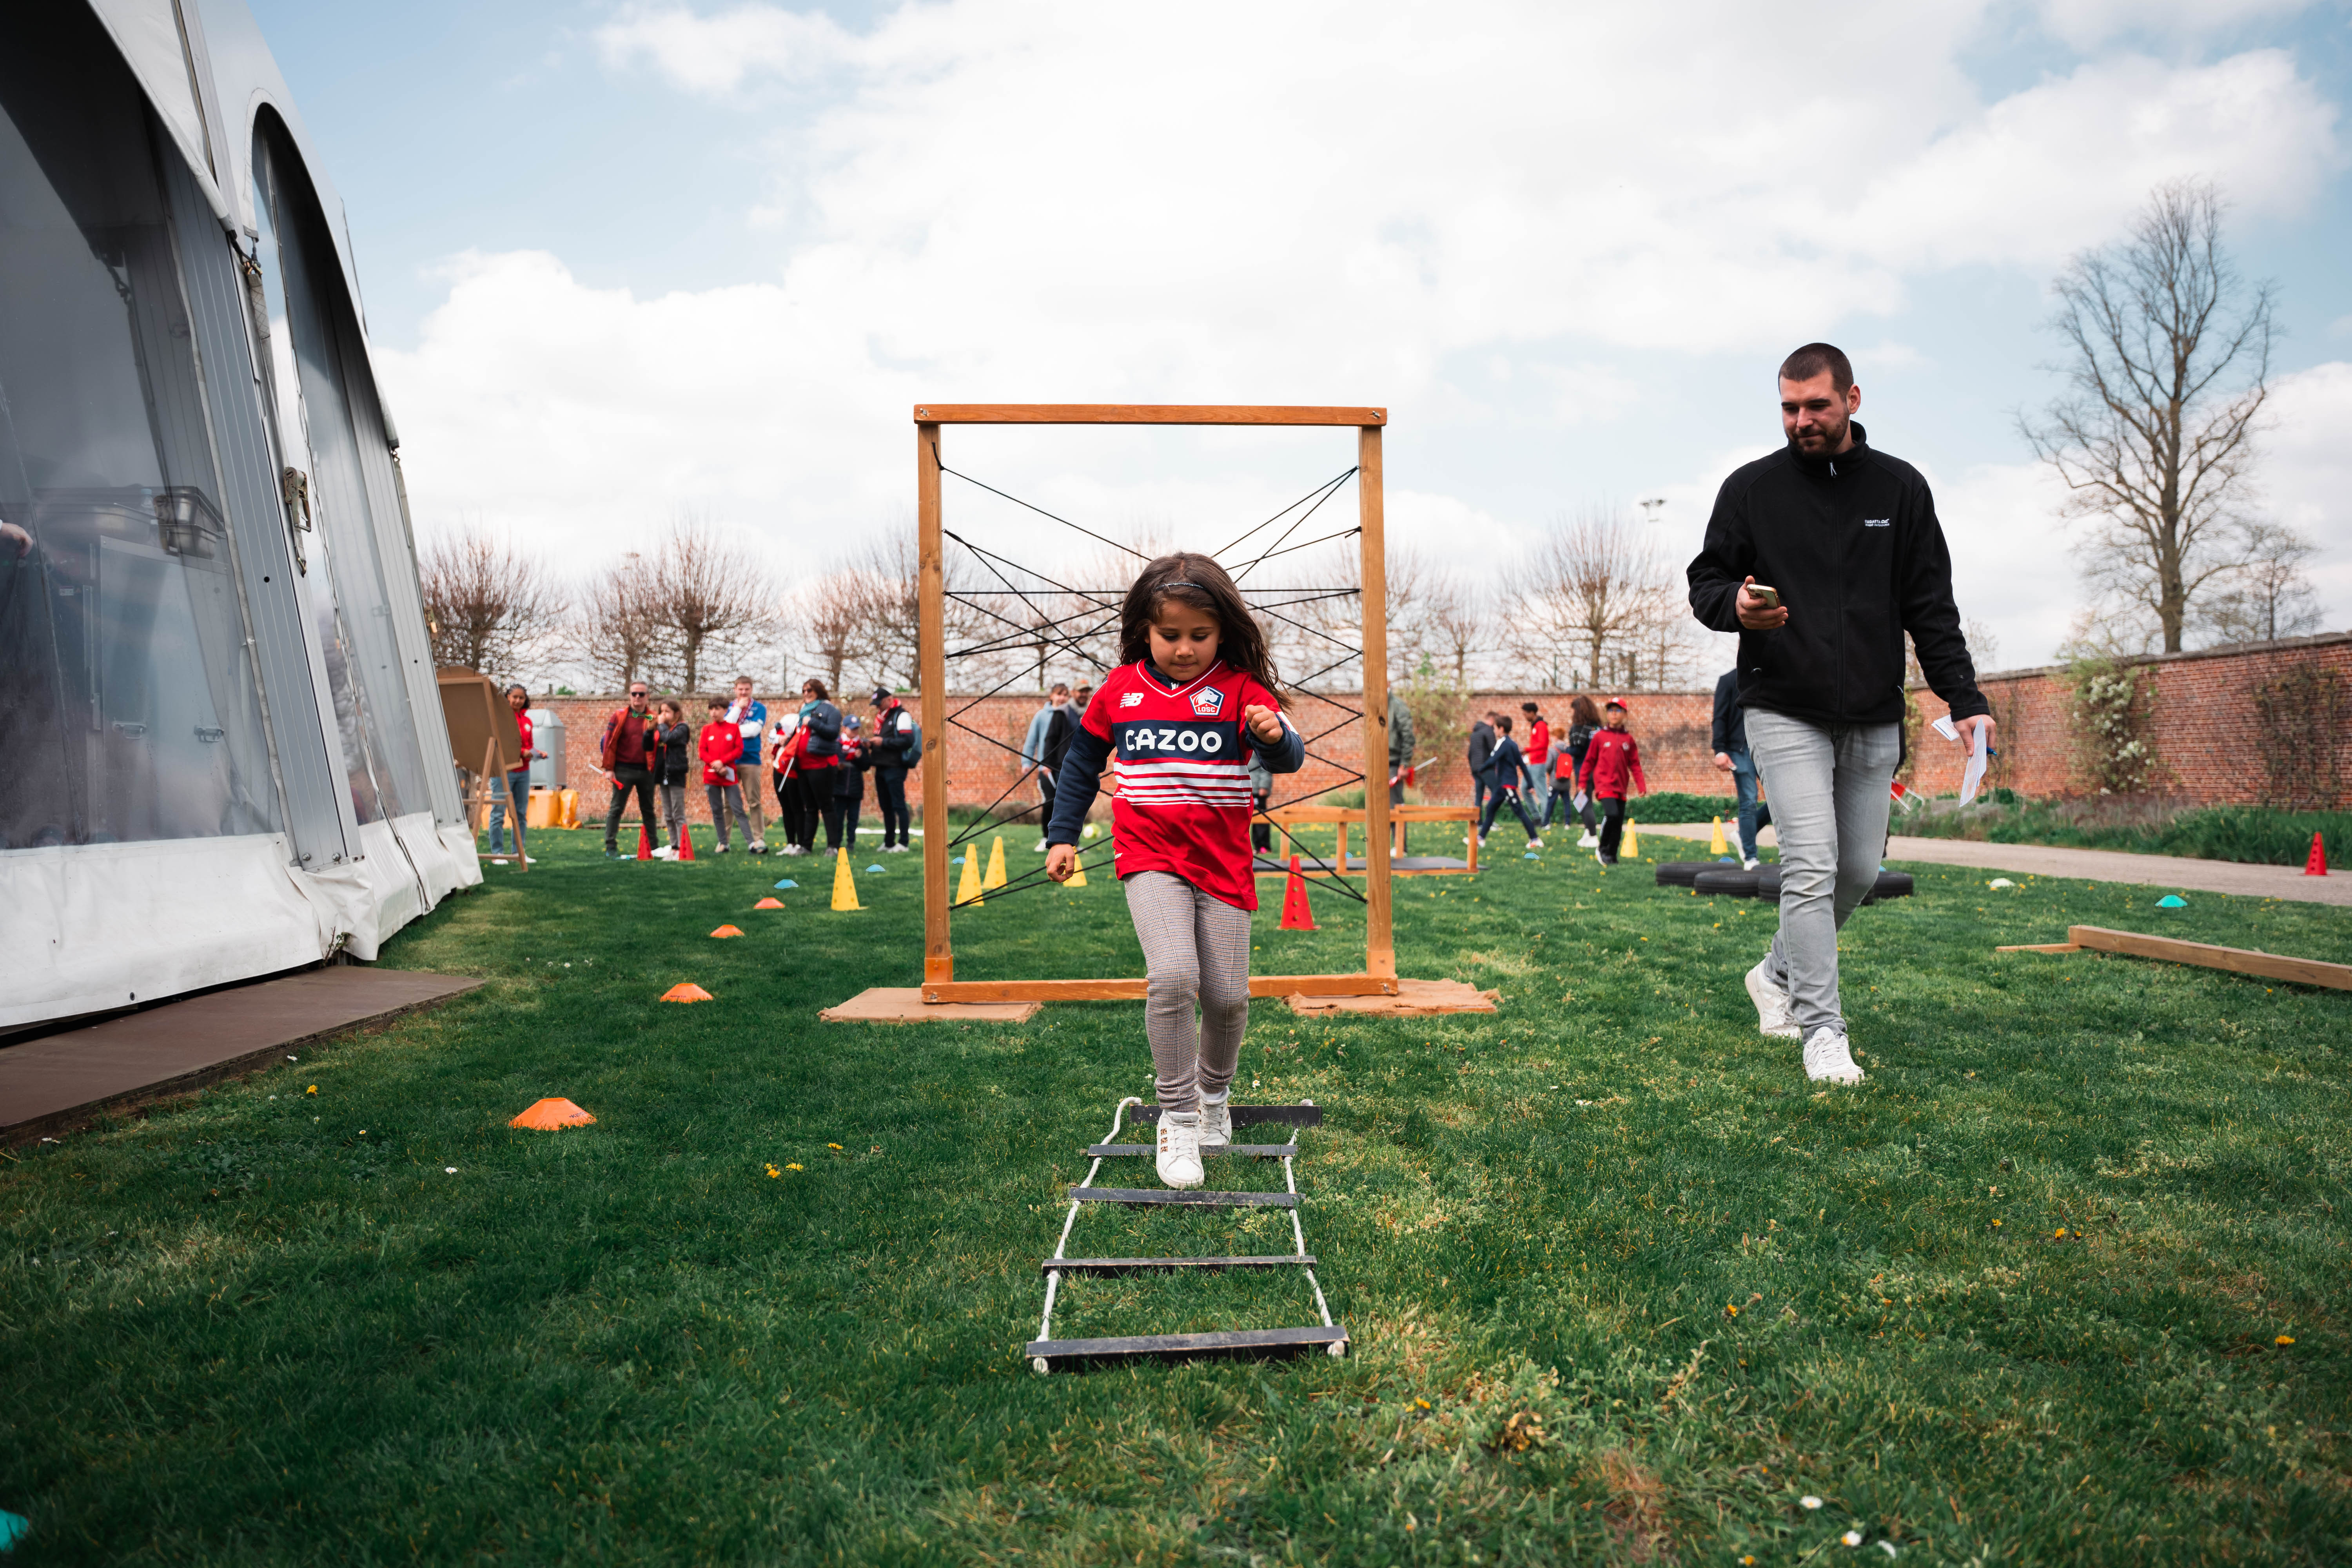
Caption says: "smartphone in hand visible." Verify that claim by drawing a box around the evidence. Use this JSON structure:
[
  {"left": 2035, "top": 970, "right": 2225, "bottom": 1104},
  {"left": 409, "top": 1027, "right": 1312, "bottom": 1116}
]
[{"left": 1748, "top": 584, "right": 1781, "bottom": 610}]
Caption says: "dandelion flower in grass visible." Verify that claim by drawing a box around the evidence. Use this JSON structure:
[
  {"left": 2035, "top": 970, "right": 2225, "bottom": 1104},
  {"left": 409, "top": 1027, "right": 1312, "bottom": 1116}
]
[
  {"left": 786, "top": 1163, "right": 802, "bottom": 1171},
  {"left": 1843, "top": 1530, "right": 1863, "bottom": 1546},
  {"left": 1725, "top": 1303, "right": 1740, "bottom": 1318},
  {"left": 306, "top": 1085, "right": 317, "bottom": 1095},
  {"left": 827, "top": 1143, "right": 842, "bottom": 1151},
  {"left": 1802, "top": 1495, "right": 1824, "bottom": 1510},
  {"left": 2276, "top": 1334, "right": 2296, "bottom": 1346},
  {"left": 765, "top": 1164, "right": 781, "bottom": 1178}
]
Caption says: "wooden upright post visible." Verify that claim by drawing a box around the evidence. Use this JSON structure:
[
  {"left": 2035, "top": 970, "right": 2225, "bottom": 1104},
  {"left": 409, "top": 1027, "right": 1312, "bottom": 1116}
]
[
  {"left": 918, "top": 422, "right": 951, "bottom": 985},
  {"left": 1357, "top": 424, "right": 1394, "bottom": 978}
]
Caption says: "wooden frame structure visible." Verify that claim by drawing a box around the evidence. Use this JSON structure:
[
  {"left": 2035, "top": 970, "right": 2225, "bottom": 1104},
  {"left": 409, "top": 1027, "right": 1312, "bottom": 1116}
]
[{"left": 911, "top": 403, "right": 1423, "bottom": 1006}]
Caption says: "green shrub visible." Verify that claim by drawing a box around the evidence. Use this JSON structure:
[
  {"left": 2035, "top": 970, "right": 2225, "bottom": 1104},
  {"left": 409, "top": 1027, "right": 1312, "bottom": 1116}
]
[{"left": 1904, "top": 795, "right": 2349, "bottom": 867}]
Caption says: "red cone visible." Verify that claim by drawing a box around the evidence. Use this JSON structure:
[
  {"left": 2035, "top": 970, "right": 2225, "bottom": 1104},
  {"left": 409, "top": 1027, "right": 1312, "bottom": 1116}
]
[
  {"left": 677, "top": 824, "right": 696, "bottom": 861},
  {"left": 637, "top": 822, "right": 653, "bottom": 860},
  {"left": 2305, "top": 831, "right": 2328, "bottom": 877},
  {"left": 1279, "top": 855, "right": 1316, "bottom": 930}
]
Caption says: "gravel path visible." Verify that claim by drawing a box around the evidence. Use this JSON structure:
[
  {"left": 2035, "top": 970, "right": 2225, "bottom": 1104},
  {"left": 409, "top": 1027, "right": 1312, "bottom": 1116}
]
[{"left": 1642, "top": 822, "right": 2349, "bottom": 907}]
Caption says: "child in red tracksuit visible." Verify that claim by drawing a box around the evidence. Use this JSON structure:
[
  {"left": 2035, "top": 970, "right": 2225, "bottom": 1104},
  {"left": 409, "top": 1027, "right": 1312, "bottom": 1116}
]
[
  {"left": 1576, "top": 697, "right": 1648, "bottom": 864},
  {"left": 699, "top": 700, "right": 753, "bottom": 851}
]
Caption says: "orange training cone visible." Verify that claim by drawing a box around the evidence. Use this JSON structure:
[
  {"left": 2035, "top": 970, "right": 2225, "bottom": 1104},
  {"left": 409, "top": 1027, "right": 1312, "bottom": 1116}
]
[
  {"left": 753, "top": 897, "right": 784, "bottom": 909},
  {"left": 509, "top": 1097, "right": 595, "bottom": 1129},
  {"left": 637, "top": 822, "right": 653, "bottom": 860},
  {"left": 710, "top": 924, "right": 744, "bottom": 938},
  {"left": 1279, "top": 855, "right": 1317, "bottom": 930},
  {"left": 2307, "top": 831, "right": 2328, "bottom": 877},
  {"left": 677, "top": 824, "right": 695, "bottom": 861},
  {"left": 660, "top": 982, "right": 714, "bottom": 1003}
]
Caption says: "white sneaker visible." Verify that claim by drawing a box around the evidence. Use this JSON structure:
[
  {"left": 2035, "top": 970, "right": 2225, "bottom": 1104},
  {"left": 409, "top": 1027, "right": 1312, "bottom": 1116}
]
[
  {"left": 1743, "top": 857, "right": 1761, "bottom": 871},
  {"left": 749, "top": 839, "right": 766, "bottom": 854},
  {"left": 1745, "top": 960, "right": 1800, "bottom": 1040},
  {"left": 1528, "top": 837, "right": 1544, "bottom": 850},
  {"left": 1033, "top": 840, "right": 1049, "bottom": 853},
  {"left": 887, "top": 843, "right": 909, "bottom": 853},
  {"left": 712, "top": 842, "right": 730, "bottom": 855},
  {"left": 651, "top": 846, "right": 676, "bottom": 860},
  {"left": 1477, "top": 835, "right": 1490, "bottom": 849},
  {"left": 1578, "top": 831, "right": 1600, "bottom": 848},
  {"left": 1802, "top": 1026, "right": 1864, "bottom": 1085},
  {"left": 1156, "top": 1112, "right": 1204, "bottom": 1188},
  {"left": 1198, "top": 1096, "right": 1232, "bottom": 1148}
]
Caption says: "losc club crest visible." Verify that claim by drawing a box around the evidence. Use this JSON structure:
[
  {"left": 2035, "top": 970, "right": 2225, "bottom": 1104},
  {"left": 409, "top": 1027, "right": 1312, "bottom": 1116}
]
[{"left": 1190, "top": 688, "right": 1225, "bottom": 718}]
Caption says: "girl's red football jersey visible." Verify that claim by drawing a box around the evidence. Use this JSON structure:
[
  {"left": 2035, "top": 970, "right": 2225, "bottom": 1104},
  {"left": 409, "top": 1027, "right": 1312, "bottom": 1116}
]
[{"left": 1080, "top": 660, "right": 1286, "bottom": 909}]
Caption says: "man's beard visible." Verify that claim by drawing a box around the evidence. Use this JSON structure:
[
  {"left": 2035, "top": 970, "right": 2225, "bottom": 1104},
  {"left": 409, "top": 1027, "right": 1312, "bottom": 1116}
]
[{"left": 1792, "top": 411, "right": 1849, "bottom": 452}]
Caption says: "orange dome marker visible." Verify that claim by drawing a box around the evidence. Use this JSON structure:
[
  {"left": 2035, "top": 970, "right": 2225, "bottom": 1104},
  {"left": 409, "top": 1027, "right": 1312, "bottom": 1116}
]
[
  {"left": 753, "top": 897, "right": 784, "bottom": 909},
  {"left": 710, "top": 924, "right": 745, "bottom": 938},
  {"left": 509, "top": 1097, "right": 596, "bottom": 1130},
  {"left": 661, "top": 982, "right": 714, "bottom": 1003}
]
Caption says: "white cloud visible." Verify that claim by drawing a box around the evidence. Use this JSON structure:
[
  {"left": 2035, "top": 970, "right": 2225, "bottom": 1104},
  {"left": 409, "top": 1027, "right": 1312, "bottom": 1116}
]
[
  {"left": 2034, "top": 0, "right": 2316, "bottom": 49},
  {"left": 2257, "top": 360, "right": 2352, "bottom": 632},
  {"left": 380, "top": 1, "right": 2346, "bottom": 673}
]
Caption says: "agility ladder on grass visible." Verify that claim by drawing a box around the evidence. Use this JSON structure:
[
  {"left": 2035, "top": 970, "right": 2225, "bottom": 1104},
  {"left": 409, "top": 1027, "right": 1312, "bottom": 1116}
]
[{"left": 1025, "top": 1095, "right": 1348, "bottom": 1372}]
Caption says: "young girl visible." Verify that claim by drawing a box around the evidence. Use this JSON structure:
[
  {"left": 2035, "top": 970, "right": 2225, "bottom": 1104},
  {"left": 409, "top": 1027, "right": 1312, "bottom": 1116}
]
[
  {"left": 652, "top": 701, "right": 692, "bottom": 857},
  {"left": 1045, "top": 553, "right": 1304, "bottom": 1189}
]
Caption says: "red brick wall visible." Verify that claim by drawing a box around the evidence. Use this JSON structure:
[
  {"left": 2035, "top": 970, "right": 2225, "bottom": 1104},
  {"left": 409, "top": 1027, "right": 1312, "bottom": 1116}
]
[{"left": 532, "top": 632, "right": 2349, "bottom": 826}]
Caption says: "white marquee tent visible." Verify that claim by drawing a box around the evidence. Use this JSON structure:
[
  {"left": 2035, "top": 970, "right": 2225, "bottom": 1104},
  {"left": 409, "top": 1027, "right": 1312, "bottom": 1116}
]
[{"left": 1, "top": 0, "right": 479, "bottom": 1030}]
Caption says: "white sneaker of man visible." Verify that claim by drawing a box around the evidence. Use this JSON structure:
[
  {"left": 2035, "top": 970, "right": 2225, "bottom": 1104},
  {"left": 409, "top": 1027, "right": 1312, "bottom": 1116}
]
[
  {"left": 1156, "top": 1112, "right": 1204, "bottom": 1188},
  {"left": 1744, "top": 959, "right": 1800, "bottom": 1040},
  {"left": 650, "top": 845, "right": 676, "bottom": 860},
  {"left": 1198, "top": 1094, "right": 1232, "bottom": 1148},
  {"left": 1577, "top": 831, "right": 1600, "bottom": 848},
  {"left": 1802, "top": 1026, "right": 1865, "bottom": 1085},
  {"left": 887, "top": 843, "right": 909, "bottom": 853},
  {"left": 711, "top": 842, "right": 729, "bottom": 855}
]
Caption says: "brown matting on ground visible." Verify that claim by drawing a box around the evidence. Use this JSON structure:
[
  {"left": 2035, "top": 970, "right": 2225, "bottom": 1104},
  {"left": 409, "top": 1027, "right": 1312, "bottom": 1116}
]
[
  {"left": 1285, "top": 979, "right": 1498, "bottom": 1016},
  {"left": 1, "top": 967, "right": 483, "bottom": 1144},
  {"left": 821, "top": 987, "right": 1043, "bottom": 1023}
]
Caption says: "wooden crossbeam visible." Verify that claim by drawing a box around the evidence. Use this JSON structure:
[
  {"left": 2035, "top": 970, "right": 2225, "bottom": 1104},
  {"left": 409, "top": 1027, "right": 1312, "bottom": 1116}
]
[
  {"left": 914, "top": 404, "right": 1383, "bottom": 426},
  {"left": 1041, "top": 1255, "right": 1314, "bottom": 1274},
  {"left": 1071, "top": 1187, "right": 1299, "bottom": 1209},
  {"left": 921, "top": 974, "right": 1395, "bottom": 1003},
  {"left": 1086, "top": 1143, "right": 1297, "bottom": 1159},
  {"left": 1024, "top": 1324, "right": 1349, "bottom": 1365},
  {"left": 2063, "top": 926, "right": 2352, "bottom": 991}
]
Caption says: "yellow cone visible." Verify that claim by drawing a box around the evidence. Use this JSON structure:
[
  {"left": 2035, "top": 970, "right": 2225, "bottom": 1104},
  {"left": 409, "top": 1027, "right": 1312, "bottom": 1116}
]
[
  {"left": 1624, "top": 819, "right": 1640, "bottom": 859},
  {"left": 1709, "top": 816, "right": 1728, "bottom": 855},
  {"left": 831, "top": 848, "right": 861, "bottom": 911},
  {"left": 1065, "top": 853, "right": 1088, "bottom": 888},
  {"left": 955, "top": 844, "right": 984, "bottom": 906},
  {"left": 984, "top": 833, "right": 1009, "bottom": 889}
]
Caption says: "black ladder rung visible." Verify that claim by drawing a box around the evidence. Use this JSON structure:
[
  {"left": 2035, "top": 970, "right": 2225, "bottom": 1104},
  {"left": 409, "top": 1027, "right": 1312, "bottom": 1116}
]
[
  {"left": 1087, "top": 1143, "right": 1296, "bottom": 1159},
  {"left": 1025, "top": 1324, "right": 1348, "bottom": 1366},
  {"left": 1042, "top": 1254, "right": 1315, "bottom": 1274},
  {"left": 1071, "top": 1186, "right": 1297, "bottom": 1208},
  {"left": 1131, "top": 1103, "right": 1322, "bottom": 1127}
]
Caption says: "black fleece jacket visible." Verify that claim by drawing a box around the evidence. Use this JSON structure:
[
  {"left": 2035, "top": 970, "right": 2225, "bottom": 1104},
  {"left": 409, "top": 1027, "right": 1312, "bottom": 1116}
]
[{"left": 1687, "top": 423, "right": 1987, "bottom": 728}]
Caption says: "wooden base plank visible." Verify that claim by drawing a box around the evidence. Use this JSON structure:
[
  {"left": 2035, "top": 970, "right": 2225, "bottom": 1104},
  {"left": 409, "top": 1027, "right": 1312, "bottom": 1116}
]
[
  {"left": 922, "top": 975, "right": 1397, "bottom": 1003},
  {"left": 1994, "top": 942, "right": 2083, "bottom": 954},
  {"left": 1042, "top": 1254, "right": 1315, "bottom": 1274},
  {"left": 820, "top": 987, "right": 1042, "bottom": 1022},
  {"left": 1087, "top": 1143, "right": 1296, "bottom": 1158},
  {"left": 2067, "top": 926, "right": 2352, "bottom": 991},
  {"left": 1025, "top": 1324, "right": 1348, "bottom": 1367},
  {"left": 1285, "top": 979, "right": 1499, "bottom": 1016},
  {"left": 1128, "top": 1103, "right": 1324, "bottom": 1127},
  {"left": 1072, "top": 1187, "right": 1298, "bottom": 1208}
]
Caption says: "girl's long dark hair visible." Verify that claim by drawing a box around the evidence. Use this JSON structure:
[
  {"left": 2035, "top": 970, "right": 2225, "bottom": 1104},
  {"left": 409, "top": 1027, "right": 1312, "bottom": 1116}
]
[
  {"left": 1570, "top": 694, "right": 1603, "bottom": 727},
  {"left": 1117, "top": 552, "right": 1282, "bottom": 692}
]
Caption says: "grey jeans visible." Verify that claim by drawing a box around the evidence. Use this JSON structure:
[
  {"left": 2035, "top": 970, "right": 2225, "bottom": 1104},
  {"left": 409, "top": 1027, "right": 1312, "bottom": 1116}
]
[
  {"left": 1745, "top": 710, "right": 1900, "bottom": 1038},
  {"left": 1123, "top": 870, "right": 1252, "bottom": 1112}
]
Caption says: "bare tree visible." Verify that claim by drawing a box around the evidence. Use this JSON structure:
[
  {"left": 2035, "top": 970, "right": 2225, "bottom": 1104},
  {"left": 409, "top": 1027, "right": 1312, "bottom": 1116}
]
[
  {"left": 1423, "top": 570, "right": 1490, "bottom": 687},
  {"left": 419, "top": 525, "right": 567, "bottom": 677},
  {"left": 1511, "top": 505, "right": 1661, "bottom": 688},
  {"left": 2022, "top": 178, "right": 2276, "bottom": 653},
  {"left": 581, "top": 551, "right": 671, "bottom": 692},
  {"left": 646, "top": 516, "right": 775, "bottom": 694},
  {"left": 1962, "top": 617, "right": 2001, "bottom": 675},
  {"left": 2195, "top": 520, "right": 2323, "bottom": 646}
]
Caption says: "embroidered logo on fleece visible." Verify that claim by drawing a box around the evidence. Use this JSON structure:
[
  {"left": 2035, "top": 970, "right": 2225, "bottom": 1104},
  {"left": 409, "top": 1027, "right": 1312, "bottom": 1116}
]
[
  {"left": 1119, "top": 691, "right": 1145, "bottom": 708},
  {"left": 1190, "top": 688, "right": 1225, "bottom": 717},
  {"left": 1864, "top": 518, "right": 1891, "bottom": 528}
]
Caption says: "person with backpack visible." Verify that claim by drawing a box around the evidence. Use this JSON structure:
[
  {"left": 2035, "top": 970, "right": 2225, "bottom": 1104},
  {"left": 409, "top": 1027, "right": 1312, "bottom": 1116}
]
[
  {"left": 784, "top": 678, "right": 842, "bottom": 855},
  {"left": 1477, "top": 715, "right": 1543, "bottom": 850},
  {"left": 867, "top": 688, "right": 918, "bottom": 852},
  {"left": 1545, "top": 695, "right": 1603, "bottom": 846},
  {"left": 826, "top": 716, "right": 867, "bottom": 852}
]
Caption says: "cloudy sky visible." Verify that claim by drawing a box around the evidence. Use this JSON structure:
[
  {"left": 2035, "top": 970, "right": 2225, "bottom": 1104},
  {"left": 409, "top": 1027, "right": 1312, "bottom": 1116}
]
[{"left": 254, "top": 0, "right": 2352, "bottom": 676}]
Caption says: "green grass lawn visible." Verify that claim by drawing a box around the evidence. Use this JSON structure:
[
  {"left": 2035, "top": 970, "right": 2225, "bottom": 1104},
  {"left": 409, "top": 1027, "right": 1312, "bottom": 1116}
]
[{"left": 4, "top": 827, "right": 2348, "bottom": 1564}]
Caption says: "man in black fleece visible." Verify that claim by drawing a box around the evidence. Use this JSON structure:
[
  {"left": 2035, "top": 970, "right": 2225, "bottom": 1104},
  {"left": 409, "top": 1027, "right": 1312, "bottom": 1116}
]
[{"left": 1687, "top": 343, "right": 1993, "bottom": 1086}]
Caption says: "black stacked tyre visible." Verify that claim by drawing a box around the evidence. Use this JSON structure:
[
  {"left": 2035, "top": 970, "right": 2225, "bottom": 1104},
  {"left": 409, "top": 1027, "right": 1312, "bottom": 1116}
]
[
  {"left": 1691, "top": 868, "right": 1760, "bottom": 898},
  {"left": 1654, "top": 862, "right": 1713, "bottom": 887}
]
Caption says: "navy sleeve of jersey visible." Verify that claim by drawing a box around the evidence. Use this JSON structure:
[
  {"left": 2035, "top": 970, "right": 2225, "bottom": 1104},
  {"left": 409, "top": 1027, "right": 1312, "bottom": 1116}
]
[
  {"left": 1045, "top": 725, "right": 1111, "bottom": 846},
  {"left": 1252, "top": 717, "right": 1305, "bottom": 774}
]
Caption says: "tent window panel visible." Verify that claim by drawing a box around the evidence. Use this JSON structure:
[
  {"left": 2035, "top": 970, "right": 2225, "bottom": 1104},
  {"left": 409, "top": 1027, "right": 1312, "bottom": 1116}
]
[{"left": 0, "top": 7, "right": 277, "bottom": 849}]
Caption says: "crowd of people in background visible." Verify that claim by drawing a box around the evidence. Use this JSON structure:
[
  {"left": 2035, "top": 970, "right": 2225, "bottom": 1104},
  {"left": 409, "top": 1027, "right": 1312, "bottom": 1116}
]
[
  {"left": 590, "top": 677, "right": 920, "bottom": 858},
  {"left": 1462, "top": 691, "right": 1650, "bottom": 864}
]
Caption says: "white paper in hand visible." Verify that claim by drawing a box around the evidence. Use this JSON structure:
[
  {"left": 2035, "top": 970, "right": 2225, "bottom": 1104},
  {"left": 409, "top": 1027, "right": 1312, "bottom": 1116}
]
[
  {"left": 1958, "top": 723, "right": 1988, "bottom": 806},
  {"left": 1931, "top": 714, "right": 1959, "bottom": 743}
]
